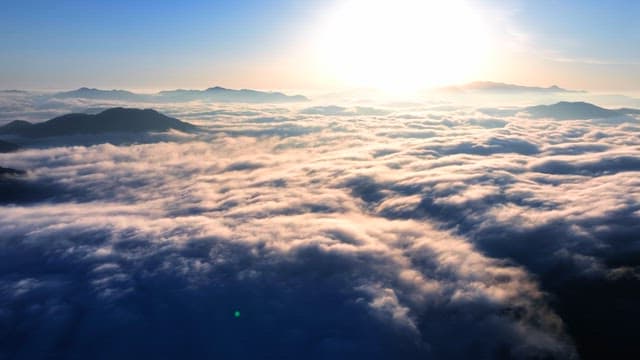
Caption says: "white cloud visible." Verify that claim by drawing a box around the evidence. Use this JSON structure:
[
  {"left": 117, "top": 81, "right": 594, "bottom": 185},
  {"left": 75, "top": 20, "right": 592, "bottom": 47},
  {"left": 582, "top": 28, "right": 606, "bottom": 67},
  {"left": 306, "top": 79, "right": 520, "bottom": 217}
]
[{"left": 2, "top": 95, "right": 639, "bottom": 358}]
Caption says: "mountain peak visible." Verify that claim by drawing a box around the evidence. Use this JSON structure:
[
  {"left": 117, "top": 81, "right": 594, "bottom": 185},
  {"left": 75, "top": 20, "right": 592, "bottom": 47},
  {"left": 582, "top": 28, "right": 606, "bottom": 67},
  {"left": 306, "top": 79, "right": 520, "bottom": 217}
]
[
  {"left": 524, "top": 101, "right": 627, "bottom": 120},
  {"left": 205, "top": 86, "right": 230, "bottom": 91},
  {"left": 0, "top": 107, "right": 196, "bottom": 137}
]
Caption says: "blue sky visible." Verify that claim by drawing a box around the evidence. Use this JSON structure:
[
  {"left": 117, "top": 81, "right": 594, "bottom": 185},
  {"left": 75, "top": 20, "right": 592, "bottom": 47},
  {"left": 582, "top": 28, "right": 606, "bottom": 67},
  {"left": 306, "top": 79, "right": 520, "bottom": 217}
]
[
  {"left": 1, "top": 0, "right": 638, "bottom": 91},
  {"left": 509, "top": 0, "right": 639, "bottom": 63}
]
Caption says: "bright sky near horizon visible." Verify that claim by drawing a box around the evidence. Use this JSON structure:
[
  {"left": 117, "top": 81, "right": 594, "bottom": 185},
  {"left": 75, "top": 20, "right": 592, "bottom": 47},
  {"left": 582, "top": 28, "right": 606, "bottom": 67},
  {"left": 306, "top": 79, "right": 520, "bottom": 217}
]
[{"left": 1, "top": 0, "right": 638, "bottom": 92}]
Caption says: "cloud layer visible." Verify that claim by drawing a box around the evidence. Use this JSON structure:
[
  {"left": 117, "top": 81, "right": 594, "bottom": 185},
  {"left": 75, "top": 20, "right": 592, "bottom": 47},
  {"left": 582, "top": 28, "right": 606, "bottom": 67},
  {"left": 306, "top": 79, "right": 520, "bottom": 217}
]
[{"left": 1, "top": 96, "right": 639, "bottom": 359}]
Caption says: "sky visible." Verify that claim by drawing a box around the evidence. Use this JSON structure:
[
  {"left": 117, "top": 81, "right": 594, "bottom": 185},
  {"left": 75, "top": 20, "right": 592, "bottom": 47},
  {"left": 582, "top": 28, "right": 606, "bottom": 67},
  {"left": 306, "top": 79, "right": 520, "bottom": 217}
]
[{"left": 0, "top": 0, "right": 639, "bottom": 92}]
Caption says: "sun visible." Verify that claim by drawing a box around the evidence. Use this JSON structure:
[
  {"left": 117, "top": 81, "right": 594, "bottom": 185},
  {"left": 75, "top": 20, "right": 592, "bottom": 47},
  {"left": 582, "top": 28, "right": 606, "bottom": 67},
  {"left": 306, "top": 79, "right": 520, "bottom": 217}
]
[{"left": 315, "top": 0, "right": 491, "bottom": 93}]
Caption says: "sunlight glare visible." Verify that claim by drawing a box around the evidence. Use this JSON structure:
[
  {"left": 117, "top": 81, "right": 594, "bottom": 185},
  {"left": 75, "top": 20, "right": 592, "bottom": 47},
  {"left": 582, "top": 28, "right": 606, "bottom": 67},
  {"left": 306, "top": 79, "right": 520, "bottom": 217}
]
[{"left": 316, "top": 0, "right": 491, "bottom": 93}]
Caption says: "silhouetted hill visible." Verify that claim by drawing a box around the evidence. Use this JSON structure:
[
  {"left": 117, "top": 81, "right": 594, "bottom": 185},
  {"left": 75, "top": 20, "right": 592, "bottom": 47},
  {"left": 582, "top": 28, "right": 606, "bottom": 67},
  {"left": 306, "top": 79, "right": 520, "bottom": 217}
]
[
  {"left": 0, "top": 120, "right": 33, "bottom": 134},
  {"left": 53, "top": 87, "right": 144, "bottom": 101},
  {"left": 524, "top": 101, "right": 625, "bottom": 120},
  {"left": 158, "top": 86, "right": 308, "bottom": 103},
  {"left": 0, "top": 139, "right": 20, "bottom": 152},
  {"left": 0, "top": 166, "right": 25, "bottom": 177},
  {"left": 0, "top": 108, "right": 196, "bottom": 137},
  {"left": 616, "top": 108, "right": 640, "bottom": 115},
  {"left": 442, "top": 81, "right": 582, "bottom": 94}
]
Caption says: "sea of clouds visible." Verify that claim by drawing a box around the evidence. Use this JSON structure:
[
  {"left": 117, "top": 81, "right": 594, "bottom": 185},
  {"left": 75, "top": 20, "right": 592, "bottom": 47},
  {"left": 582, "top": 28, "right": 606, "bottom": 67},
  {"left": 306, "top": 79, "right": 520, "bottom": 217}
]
[{"left": 1, "top": 93, "right": 639, "bottom": 359}]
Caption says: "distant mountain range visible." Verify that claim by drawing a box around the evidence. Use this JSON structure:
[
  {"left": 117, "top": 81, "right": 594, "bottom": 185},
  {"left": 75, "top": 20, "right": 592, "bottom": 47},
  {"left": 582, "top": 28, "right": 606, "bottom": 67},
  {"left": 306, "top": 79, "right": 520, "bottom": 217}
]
[
  {"left": 441, "top": 81, "right": 583, "bottom": 94},
  {"left": 157, "top": 86, "right": 308, "bottom": 103},
  {"left": 49, "top": 86, "right": 309, "bottom": 103},
  {"left": 0, "top": 108, "right": 196, "bottom": 138},
  {"left": 523, "top": 101, "right": 633, "bottom": 120},
  {"left": 53, "top": 88, "right": 145, "bottom": 102},
  {"left": 0, "top": 90, "right": 29, "bottom": 94}
]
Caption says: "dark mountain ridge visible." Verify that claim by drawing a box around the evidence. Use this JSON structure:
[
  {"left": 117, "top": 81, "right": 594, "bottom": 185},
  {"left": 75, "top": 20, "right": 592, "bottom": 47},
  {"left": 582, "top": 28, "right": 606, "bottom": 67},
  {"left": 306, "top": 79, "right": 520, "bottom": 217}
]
[
  {"left": 523, "top": 101, "right": 630, "bottom": 120},
  {"left": 0, "top": 139, "right": 20, "bottom": 152},
  {"left": 0, "top": 108, "right": 196, "bottom": 138}
]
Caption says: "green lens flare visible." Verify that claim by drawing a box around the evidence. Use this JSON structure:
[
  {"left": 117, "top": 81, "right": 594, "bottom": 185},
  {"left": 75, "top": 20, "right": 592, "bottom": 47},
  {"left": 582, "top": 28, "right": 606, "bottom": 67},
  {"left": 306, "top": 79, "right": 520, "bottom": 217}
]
[{"left": 234, "top": 310, "right": 241, "bottom": 318}]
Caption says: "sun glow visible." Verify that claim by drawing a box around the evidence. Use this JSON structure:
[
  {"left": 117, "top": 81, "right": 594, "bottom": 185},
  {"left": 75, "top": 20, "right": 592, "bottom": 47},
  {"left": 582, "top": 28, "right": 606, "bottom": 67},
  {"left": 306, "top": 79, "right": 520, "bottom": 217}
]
[{"left": 315, "top": 0, "right": 491, "bottom": 93}]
